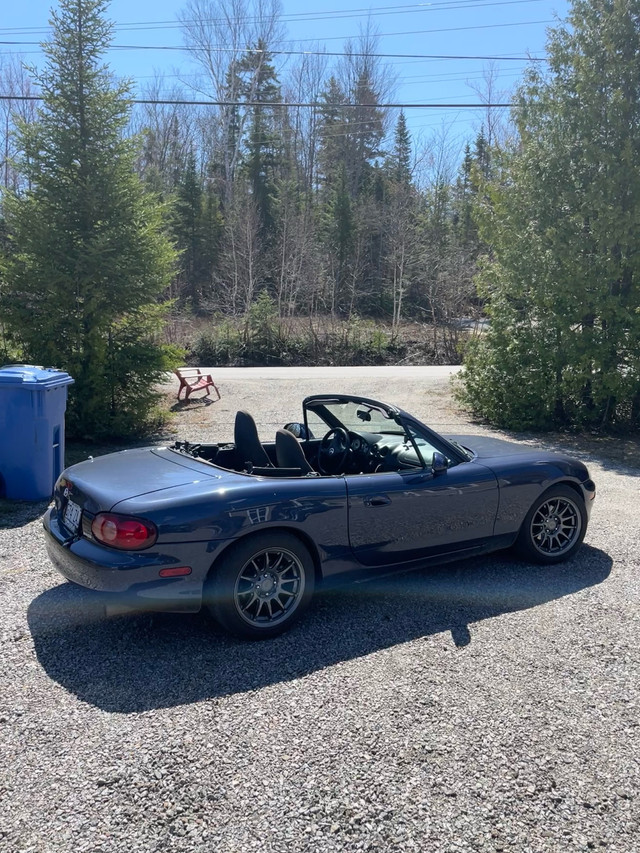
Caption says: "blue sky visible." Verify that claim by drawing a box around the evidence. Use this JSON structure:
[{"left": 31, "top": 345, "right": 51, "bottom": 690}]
[{"left": 1, "top": 0, "right": 570, "bottom": 153}]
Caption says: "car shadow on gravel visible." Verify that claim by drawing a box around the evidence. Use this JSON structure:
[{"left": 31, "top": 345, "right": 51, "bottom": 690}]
[{"left": 28, "top": 546, "right": 612, "bottom": 713}]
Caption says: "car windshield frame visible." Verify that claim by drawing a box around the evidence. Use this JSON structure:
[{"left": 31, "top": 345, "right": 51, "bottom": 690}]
[
  {"left": 304, "top": 396, "right": 405, "bottom": 436},
  {"left": 303, "top": 394, "right": 470, "bottom": 470}
]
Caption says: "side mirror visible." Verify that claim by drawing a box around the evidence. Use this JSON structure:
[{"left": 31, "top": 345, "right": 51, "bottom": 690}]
[{"left": 431, "top": 451, "right": 448, "bottom": 475}]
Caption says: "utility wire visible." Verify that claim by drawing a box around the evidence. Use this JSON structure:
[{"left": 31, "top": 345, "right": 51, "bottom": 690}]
[
  {"left": 0, "top": 94, "right": 513, "bottom": 107},
  {"left": 130, "top": 64, "right": 526, "bottom": 86},
  {"left": 0, "top": 17, "right": 552, "bottom": 58},
  {"left": 292, "top": 18, "right": 553, "bottom": 42},
  {"left": 0, "top": 0, "right": 551, "bottom": 34},
  {"left": 0, "top": 40, "right": 546, "bottom": 62}
]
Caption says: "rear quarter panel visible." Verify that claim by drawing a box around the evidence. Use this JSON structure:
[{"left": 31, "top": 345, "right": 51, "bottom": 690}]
[{"left": 111, "top": 474, "right": 351, "bottom": 572}]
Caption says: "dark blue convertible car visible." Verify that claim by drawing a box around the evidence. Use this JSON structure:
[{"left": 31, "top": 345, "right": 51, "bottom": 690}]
[{"left": 44, "top": 394, "right": 596, "bottom": 639}]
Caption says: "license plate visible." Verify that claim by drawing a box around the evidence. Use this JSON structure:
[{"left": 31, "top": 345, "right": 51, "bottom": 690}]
[{"left": 63, "top": 499, "right": 82, "bottom": 533}]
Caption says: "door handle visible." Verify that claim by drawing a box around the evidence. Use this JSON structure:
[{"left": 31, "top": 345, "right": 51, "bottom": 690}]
[{"left": 364, "top": 495, "right": 391, "bottom": 507}]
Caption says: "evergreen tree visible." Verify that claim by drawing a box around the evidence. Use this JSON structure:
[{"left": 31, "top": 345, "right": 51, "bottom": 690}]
[
  {"left": 346, "top": 68, "right": 385, "bottom": 197},
  {"left": 473, "top": 129, "right": 491, "bottom": 181},
  {"left": 317, "top": 76, "right": 349, "bottom": 193},
  {"left": 382, "top": 114, "right": 418, "bottom": 330},
  {"left": 451, "top": 144, "right": 476, "bottom": 248},
  {"left": 0, "top": 0, "right": 178, "bottom": 439},
  {"left": 221, "top": 60, "right": 243, "bottom": 200},
  {"left": 238, "top": 41, "right": 282, "bottom": 237},
  {"left": 459, "top": 0, "right": 640, "bottom": 430},
  {"left": 390, "top": 110, "right": 411, "bottom": 186},
  {"left": 322, "top": 164, "right": 354, "bottom": 314},
  {"left": 172, "top": 152, "right": 222, "bottom": 308}
]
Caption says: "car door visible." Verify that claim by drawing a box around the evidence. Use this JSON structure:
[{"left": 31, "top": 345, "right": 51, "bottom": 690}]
[{"left": 346, "top": 459, "right": 499, "bottom": 568}]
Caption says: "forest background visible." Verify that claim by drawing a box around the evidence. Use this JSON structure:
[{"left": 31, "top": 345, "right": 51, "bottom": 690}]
[
  {"left": 0, "top": 0, "right": 552, "bottom": 369},
  {"left": 1, "top": 0, "right": 638, "bottom": 439}
]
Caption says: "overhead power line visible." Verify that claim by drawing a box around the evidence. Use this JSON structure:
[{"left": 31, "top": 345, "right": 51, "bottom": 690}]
[
  {"left": 292, "top": 18, "right": 553, "bottom": 42},
  {"left": 137, "top": 99, "right": 514, "bottom": 108},
  {"left": 0, "top": 0, "right": 549, "bottom": 35},
  {"left": 0, "top": 17, "right": 553, "bottom": 58},
  {"left": 0, "top": 40, "right": 546, "bottom": 62},
  {"left": 0, "top": 94, "right": 513, "bottom": 108},
  {"left": 2, "top": 0, "right": 552, "bottom": 35}
]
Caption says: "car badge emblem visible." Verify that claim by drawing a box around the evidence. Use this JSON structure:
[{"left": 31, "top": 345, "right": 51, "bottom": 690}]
[{"left": 63, "top": 483, "right": 72, "bottom": 498}]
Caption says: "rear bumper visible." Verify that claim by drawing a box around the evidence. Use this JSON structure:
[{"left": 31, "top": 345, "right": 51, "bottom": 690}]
[{"left": 43, "top": 507, "right": 207, "bottom": 613}]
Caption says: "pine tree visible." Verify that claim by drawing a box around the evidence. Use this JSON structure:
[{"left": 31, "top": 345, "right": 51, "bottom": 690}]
[
  {"left": 322, "top": 164, "right": 354, "bottom": 315},
  {"left": 348, "top": 68, "right": 385, "bottom": 197},
  {"left": 0, "top": 0, "right": 178, "bottom": 439},
  {"left": 391, "top": 111, "right": 411, "bottom": 186},
  {"left": 451, "top": 144, "right": 475, "bottom": 248},
  {"left": 473, "top": 129, "right": 491, "bottom": 181},
  {"left": 238, "top": 41, "right": 282, "bottom": 237},
  {"left": 459, "top": 0, "right": 640, "bottom": 430},
  {"left": 172, "top": 152, "right": 222, "bottom": 309},
  {"left": 383, "top": 113, "right": 418, "bottom": 331},
  {"left": 317, "top": 76, "right": 349, "bottom": 193}
]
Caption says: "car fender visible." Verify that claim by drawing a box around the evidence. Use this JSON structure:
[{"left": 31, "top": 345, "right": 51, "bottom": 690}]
[{"left": 486, "top": 457, "right": 591, "bottom": 536}]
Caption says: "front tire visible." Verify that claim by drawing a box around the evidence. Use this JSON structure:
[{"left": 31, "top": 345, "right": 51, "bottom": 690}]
[
  {"left": 206, "top": 532, "right": 315, "bottom": 639},
  {"left": 516, "top": 485, "right": 587, "bottom": 564}
]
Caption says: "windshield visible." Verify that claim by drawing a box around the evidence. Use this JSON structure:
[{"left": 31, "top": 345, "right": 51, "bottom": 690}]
[{"left": 308, "top": 399, "right": 405, "bottom": 435}]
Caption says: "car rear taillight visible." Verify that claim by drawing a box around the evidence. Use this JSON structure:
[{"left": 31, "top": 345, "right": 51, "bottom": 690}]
[{"left": 91, "top": 513, "right": 157, "bottom": 551}]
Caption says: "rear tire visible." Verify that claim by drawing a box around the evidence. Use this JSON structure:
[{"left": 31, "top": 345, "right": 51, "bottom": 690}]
[
  {"left": 516, "top": 485, "right": 587, "bottom": 564},
  {"left": 205, "top": 532, "right": 315, "bottom": 639}
]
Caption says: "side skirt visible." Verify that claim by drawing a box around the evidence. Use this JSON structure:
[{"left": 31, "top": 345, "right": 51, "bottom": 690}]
[{"left": 322, "top": 533, "right": 518, "bottom": 589}]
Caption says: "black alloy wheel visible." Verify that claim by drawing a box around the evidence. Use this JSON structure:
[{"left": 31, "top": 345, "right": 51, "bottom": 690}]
[
  {"left": 516, "top": 484, "right": 587, "bottom": 564},
  {"left": 206, "top": 532, "right": 315, "bottom": 639}
]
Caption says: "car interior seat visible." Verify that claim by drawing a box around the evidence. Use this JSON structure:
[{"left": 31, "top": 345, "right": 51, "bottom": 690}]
[
  {"left": 234, "top": 410, "right": 273, "bottom": 470},
  {"left": 275, "top": 428, "right": 315, "bottom": 475}
]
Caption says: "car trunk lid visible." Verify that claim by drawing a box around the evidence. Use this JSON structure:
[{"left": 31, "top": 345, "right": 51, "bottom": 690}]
[{"left": 53, "top": 447, "right": 234, "bottom": 526}]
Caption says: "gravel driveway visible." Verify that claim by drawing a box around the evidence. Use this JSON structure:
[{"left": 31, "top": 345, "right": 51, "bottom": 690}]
[{"left": 1, "top": 368, "right": 639, "bottom": 852}]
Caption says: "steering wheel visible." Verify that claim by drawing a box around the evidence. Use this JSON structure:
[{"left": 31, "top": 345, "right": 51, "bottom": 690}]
[{"left": 318, "top": 427, "right": 351, "bottom": 474}]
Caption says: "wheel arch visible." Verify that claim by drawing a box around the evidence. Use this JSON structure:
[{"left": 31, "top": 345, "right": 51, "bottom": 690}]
[
  {"left": 540, "top": 479, "right": 585, "bottom": 504},
  {"left": 520, "top": 479, "right": 587, "bottom": 532},
  {"left": 550, "top": 478, "right": 586, "bottom": 504},
  {"left": 207, "top": 526, "right": 324, "bottom": 585}
]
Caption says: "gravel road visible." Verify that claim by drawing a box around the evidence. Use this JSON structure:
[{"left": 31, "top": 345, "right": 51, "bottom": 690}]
[{"left": 1, "top": 368, "right": 639, "bottom": 853}]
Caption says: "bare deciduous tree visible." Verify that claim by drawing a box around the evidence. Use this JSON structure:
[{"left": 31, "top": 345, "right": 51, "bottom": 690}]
[
  {"left": 468, "top": 61, "right": 512, "bottom": 150},
  {"left": 0, "top": 57, "right": 38, "bottom": 194},
  {"left": 131, "top": 75, "right": 197, "bottom": 192},
  {"left": 179, "top": 0, "right": 284, "bottom": 203}
]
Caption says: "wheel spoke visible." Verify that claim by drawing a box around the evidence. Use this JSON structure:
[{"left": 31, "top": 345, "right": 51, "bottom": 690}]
[
  {"left": 270, "top": 552, "right": 285, "bottom": 573},
  {"left": 240, "top": 560, "right": 260, "bottom": 583},
  {"left": 280, "top": 567, "right": 297, "bottom": 582},
  {"left": 279, "top": 588, "right": 296, "bottom": 598}
]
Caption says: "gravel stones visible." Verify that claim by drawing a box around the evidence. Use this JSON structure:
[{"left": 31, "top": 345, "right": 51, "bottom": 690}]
[{"left": 1, "top": 369, "right": 639, "bottom": 852}]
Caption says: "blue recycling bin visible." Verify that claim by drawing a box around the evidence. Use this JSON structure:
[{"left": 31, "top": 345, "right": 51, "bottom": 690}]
[{"left": 0, "top": 365, "right": 74, "bottom": 501}]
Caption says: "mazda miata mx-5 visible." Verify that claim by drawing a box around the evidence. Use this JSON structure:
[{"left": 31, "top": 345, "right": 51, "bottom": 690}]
[{"left": 44, "top": 395, "right": 596, "bottom": 639}]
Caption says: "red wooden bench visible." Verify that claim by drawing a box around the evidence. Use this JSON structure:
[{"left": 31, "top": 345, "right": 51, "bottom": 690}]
[{"left": 174, "top": 368, "right": 221, "bottom": 401}]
